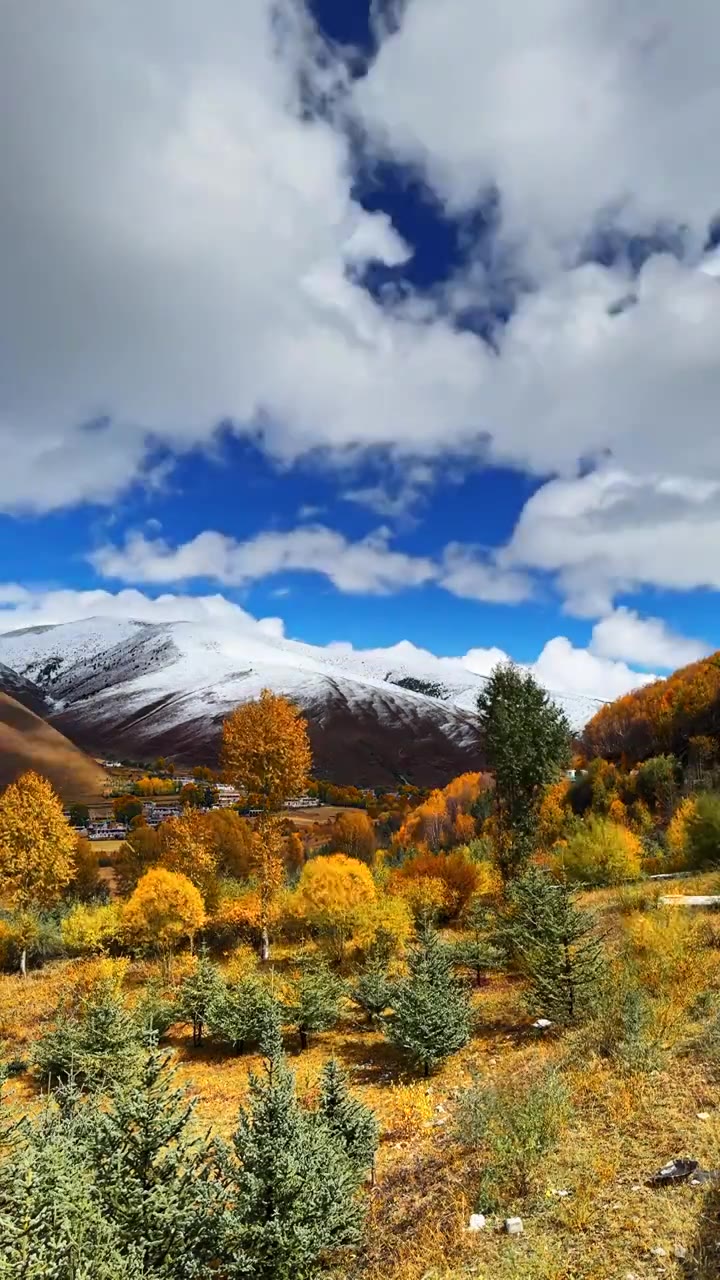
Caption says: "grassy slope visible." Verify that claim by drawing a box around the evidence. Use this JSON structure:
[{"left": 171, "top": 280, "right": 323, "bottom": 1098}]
[
  {"left": 4, "top": 875, "right": 720, "bottom": 1279},
  {"left": 0, "top": 691, "right": 107, "bottom": 801}
]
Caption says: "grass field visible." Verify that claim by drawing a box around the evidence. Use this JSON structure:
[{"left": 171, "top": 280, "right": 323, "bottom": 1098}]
[{"left": 3, "top": 873, "right": 720, "bottom": 1279}]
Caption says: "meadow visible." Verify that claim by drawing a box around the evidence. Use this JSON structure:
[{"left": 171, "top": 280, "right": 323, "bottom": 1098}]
[{"left": 3, "top": 870, "right": 720, "bottom": 1280}]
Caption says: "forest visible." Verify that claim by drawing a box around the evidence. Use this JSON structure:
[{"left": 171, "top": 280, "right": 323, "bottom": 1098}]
[{"left": 1, "top": 670, "right": 720, "bottom": 1279}]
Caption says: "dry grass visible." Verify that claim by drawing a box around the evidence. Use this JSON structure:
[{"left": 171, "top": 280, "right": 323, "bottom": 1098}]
[{"left": 4, "top": 883, "right": 720, "bottom": 1278}]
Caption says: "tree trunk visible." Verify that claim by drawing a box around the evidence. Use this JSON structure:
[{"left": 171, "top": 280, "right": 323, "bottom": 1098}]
[
  {"left": 260, "top": 925, "right": 270, "bottom": 963},
  {"left": 299, "top": 1028, "right": 308, "bottom": 1051},
  {"left": 19, "top": 948, "right": 27, "bottom": 978},
  {"left": 423, "top": 1059, "right": 430, "bottom": 1079}
]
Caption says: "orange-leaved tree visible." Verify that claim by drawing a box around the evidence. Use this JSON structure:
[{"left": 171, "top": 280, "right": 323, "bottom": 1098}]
[
  {"left": 123, "top": 867, "right": 205, "bottom": 967},
  {"left": 295, "top": 853, "right": 377, "bottom": 962},
  {"left": 222, "top": 690, "right": 312, "bottom": 959},
  {"left": 0, "top": 771, "right": 77, "bottom": 974}
]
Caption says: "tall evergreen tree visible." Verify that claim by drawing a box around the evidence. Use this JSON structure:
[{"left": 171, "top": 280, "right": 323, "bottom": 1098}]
[
  {"left": 385, "top": 925, "right": 472, "bottom": 1077},
  {"left": 497, "top": 864, "right": 606, "bottom": 1024},
  {"left": 175, "top": 949, "right": 225, "bottom": 1046},
  {"left": 477, "top": 663, "right": 570, "bottom": 880},
  {"left": 351, "top": 955, "right": 392, "bottom": 1024},
  {"left": 0, "top": 1095, "right": 136, "bottom": 1280},
  {"left": 87, "top": 1046, "right": 218, "bottom": 1279},
  {"left": 218, "top": 1048, "right": 367, "bottom": 1280},
  {"left": 317, "top": 1058, "right": 378, "bottom": 1179}
]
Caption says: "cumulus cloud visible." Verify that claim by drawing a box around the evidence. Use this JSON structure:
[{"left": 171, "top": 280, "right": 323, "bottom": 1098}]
[
  {"left": 590, "top": 607, "right": 709, "bottom": 669},
  {"left": 0, "top": 585, "right": 285, "bottom": 636},
  {"left": 357, "top": 0, "right": 720, "bottom": 260},
  {"left": 89, "top": 525, "right": 532, "bottom": 603},
  {"left": 502, "top": 468, "right": 720, "bottom": 615},
  {"left": 2, "top": 0, "right": 720, "bottom": 525}
]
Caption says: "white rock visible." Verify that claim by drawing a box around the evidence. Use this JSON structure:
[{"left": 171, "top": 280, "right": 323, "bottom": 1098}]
[
  {"left": 505, "top": 1217, "right": 523, "bottom": 1235},
  {"left": 650, "top": 1246, "right": 667, "bottom": 1257},
  {"left": 468, "top": 1214, "right": 486, "bottom": 1232},
  {"left": 674, "top": 1244, "right": 688, "bottom": 1260},
  {"left": 532, "top": 1018, "right": 553, "bottom": 1029},
  {"left": 697, "top": 1111, "right": 711, "bottom": 1120},
  {"left": 550, "top": 1188, "right": 570, "bottom": 1197}
]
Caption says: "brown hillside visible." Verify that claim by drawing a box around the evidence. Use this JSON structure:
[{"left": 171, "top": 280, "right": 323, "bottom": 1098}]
[{"left": 0, "top": 691, "right": 107, "bottom": 800}]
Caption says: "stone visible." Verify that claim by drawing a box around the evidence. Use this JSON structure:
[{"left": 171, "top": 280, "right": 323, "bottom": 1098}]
[
  {"left": 697, "top": 1111, "right": 711, "bottom": 1120},
  {"left": 550, "top": 1188, "right": 570, "bottom": 1198},
  {"left": 468, "top": 1213, "right": 486, "bottom": 1232},
  {"left": 505, "top": 1217, "right": 523, "bottom": 1235},
  {"left": 673, "top": 1244, "right": 688, "bottom": 1261},
  {"left": 650, "top": 1246, "right": 667, "bottom": 1258},
  {"left": 532, "top": 1018, "right": 553, "bottom": 1029}
]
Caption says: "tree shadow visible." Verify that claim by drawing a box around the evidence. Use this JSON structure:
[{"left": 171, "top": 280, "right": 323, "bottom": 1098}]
[
  {"left": 334, "top": 1032, "right": 415, "bottom": 1085},
  {"left": 682, "top": 1185, "right": 720, "bottom": 1278}
]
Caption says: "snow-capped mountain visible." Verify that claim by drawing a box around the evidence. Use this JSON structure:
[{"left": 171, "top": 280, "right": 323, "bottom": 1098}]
[{"left": 0, "top": 618, "right": 604, "bottom": 785}]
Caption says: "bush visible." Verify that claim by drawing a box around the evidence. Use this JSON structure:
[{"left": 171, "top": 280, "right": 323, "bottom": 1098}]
[
  {"left": 684, "top": 792, "right": 720, "bottom": 869},
  {"left": 571, "top": 971, "right": 664, "bottom": 1074},
  {"left": 61, "top": 902, "right": 122, "bottom": 956},
  {"left": 206, "top": 973, "right": 282, "bottom": 1055},
  {"left": 286, "top": 953, "right": 345, "bottom": 1050},
  {"left": 33, "top": 981, "right": 144, "bottom": 1088},
  {"left": 560, "top": 816, "right": 642, "bottom": 886},
  {"left": 456, "top": 1067, "right": 571, "bottom": 1210},
  {"left": 391, "top": 849, "right": 482, "bottom": 921}
]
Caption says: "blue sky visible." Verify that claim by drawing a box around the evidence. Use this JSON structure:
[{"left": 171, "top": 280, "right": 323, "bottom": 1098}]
[{"left": 2, "top": 1, "right": 720, "bottom": 700}]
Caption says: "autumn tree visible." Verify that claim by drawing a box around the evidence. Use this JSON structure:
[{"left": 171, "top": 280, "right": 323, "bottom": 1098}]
[
  {"left": 123, "top": 868, "right": 205, "bottom": 967},
  {"left": 295, "top": 854, "right": 377, "bottom": 962},
  {"left": 115, "top": 823, "right": 161, "bottom": 896},
  {"left": 477, "top": 663, "right": 571, "bottom": 881},
  {"left": 201, "top": 808, "right": 255, "bottom": 879},
  {"left": 332, "top": 810, "right": 376, "bottom": 863},
  {"left": 221, "top": 689, "right": 312, "bottom": 813},
  {"left": 222, "top": 690, "right": 311, "bottom": 961},
  {"left": 560, "top": 816, "right": 642, "bottom": 886},
  {"left": 160, "top": 810, "right": 217, "bottom": 899},
  {"left": 0, "top": 771, "right": 76, "bottom": 974},
  {"left": 67, "top": 835, "right": 101, "bottom": 900},
  {"left": 113, "top": 794, "right": 144, "bottom": 824}
]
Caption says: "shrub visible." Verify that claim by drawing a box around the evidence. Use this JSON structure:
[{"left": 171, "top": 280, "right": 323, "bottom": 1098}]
[
  {"left": 560, "top": 816, "right": 642, "bottom": 886},
  {"left": 392, "top": 849, "right": 482, "bottom": 921},
  {"left": 572, "top": 970, "right": 664, "bottom": 1074},
  {"left": 351, "top": 956, "right": 392, "bottom": 1024},
  {"left": 385, "top": 925, "right": 472, "bottom": 1076},
  {"left": 349, "top": 893, "right": 412, "bottom": 960},
  {"left": 295, "top": 855, "right": 377, "bottom": 961},
  {"left": 456, "top": 1067, "right": 571, "bottom": 1210},
  {"left": 666, "top": 796, "right": 697, "bottom": 866},
  {"left": 122, "top": 868, "right": 205, "bottom": 961},
  {"left": 33, "top": 981, "right": 144, "bottom": 1088},
  {"left": 61, "top": 902, "right": 122, "bottom": 956}
]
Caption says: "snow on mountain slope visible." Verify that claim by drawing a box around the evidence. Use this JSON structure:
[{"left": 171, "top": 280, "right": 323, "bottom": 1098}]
[{"left": 0, "top": 616, "right": 604, "bottom": 784}]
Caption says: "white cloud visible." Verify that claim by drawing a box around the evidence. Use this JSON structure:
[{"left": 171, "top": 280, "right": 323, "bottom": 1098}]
[
  {"left": 0, "top": 584, "right": 284, "bottom": 636},
  {"left": 357, "top": 1, "right": 720, "bottom": 261},
  {"left": 502, "top": 468, "right": 720, "bottom": 615},
  {"left": 89, "top": 525, "right": 532, "bottom": 603},
  {"left": 590, "top": 607, "right": 709, "bottom": 669},
  {"left": 531, "top": 635, "right": 656, "bottom": 702}
]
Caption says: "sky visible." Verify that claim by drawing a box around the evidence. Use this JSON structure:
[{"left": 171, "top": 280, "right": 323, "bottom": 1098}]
[{"left": 1, "top": 0, "right": 720, "bottom": 701}]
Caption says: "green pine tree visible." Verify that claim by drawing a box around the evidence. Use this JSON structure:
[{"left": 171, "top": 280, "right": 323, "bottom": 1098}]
[
  {"left": 87, "top": 1045, "right": 218, "bottom": 1278},
  {"left": 175, "top": 949, "right": 226, "bottom": 1046},
  {"left": 452, "top": 897, "right": 500, "bottom": 987},
  {"left": 497, "top": 864, "right": 606, "bottom": 1024},
  {"left": 351, "top": 955, "right": 392, "bottom": 1024},
  {"left": 317, "top": 1058, "right": 378, "bottom": 1179},
  {"left": 0, "top": 1094, "right": 136, "bottom": 1280},
  {"left": 206, "top": 973, "right": 282, "bottom": 1055},
  {"left": 218, "top": 1047, "right": 366, "bottom": 1280},
  {"left": 287, "top": 955, "right": 345, "bottom": 1051},
  {"left": 33, "top": 983, "right": 144, "bottom": 1089},
  {"left": 385, "top": 925, "right": 473, "bottom": 1076},
  {"left": 477, "top": 662, "right": 570, "bottom": 880}
]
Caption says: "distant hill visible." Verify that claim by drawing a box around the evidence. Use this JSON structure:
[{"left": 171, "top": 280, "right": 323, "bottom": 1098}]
[
  {"left": 583, "top": 651, "right": 720, "bottom": 764},
  {"left": 0, "top": 688, "right": 107, "bottom": 800}
]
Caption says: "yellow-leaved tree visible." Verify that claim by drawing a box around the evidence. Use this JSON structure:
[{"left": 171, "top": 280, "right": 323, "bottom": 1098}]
[
  {"left": 295, "top": 853, "right": 377, "bottom": 961},
  {"left": 160, "top": 811, "right": 217, "bottom": 899},
  {"left": 222, "top": 690, "right": 312, "bottom": 959},
  {"left": 221, "top": 688, "right": 312, "bottom": 812},
  {"left": 123, "top": 867, "right": 205, "bottom": 969},
  {"left": 0, "top": 771, "right": 77, "bottom": 973}
]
